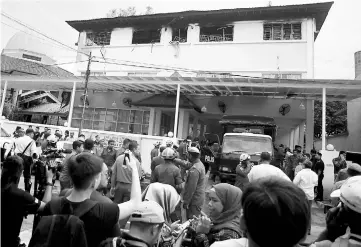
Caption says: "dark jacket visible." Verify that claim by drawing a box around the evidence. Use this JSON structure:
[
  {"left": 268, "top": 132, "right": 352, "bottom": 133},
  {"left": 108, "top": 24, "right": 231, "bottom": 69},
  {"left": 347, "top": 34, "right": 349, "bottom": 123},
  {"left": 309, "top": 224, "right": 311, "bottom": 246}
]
[{"left": 182, "top": 160, "right": 206, "bottom": 207}]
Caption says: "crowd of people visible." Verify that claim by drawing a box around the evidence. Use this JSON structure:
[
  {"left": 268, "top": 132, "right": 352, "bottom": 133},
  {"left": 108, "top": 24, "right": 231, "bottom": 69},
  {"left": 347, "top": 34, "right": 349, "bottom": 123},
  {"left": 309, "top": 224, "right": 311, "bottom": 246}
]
[{"left": 1, "top": 127, "right": 361, "bottom": 247}]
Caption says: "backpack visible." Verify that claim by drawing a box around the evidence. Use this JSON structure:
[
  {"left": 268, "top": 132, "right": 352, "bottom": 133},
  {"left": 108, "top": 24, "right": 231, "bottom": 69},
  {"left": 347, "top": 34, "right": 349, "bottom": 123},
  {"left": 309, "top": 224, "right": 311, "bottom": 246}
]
[{"left": 28, "top": 198, "right": 98, "bottom": 247}]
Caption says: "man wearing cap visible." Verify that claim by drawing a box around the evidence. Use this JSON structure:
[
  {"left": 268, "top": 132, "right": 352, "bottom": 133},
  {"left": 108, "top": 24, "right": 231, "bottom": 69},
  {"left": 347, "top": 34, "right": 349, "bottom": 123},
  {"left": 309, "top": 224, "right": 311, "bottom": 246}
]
[
  {"left": 175, "top": 147, "right": 206, "bottom": 219},
  {"left": 13, "top": 128, "right": 38, "bottom": 192},
  {"left": 151, "top": 141, "right": 161, "bottom": 161},
  {"left": 248, "top": 152, "right": 290, "bottom": 182},
  {"left": 313, "top": 176, "right": 361, "bottom": 246},
  {"left": 151, "top": 148, "right": 183, "bottom": 192},
  {"left": 100, "top": 201, "right": 165, "bottom": 247},
  {"left": 235, "top": 153, "right": 253, "bottom": 191}
]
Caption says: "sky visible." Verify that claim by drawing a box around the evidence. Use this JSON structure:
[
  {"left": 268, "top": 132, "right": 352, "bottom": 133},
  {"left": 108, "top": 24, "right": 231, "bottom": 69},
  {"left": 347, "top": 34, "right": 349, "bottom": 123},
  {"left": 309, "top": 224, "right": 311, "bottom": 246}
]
[{"left": 1, "top": 0, "right": 361, "bottom": 79}]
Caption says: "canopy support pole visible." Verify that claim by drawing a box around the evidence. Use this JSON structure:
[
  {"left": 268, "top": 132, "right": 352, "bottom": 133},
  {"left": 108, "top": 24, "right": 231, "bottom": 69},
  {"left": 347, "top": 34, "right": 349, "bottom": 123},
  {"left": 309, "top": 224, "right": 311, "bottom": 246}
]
[
  {"left": 67, "top": 81, "right": 77, "bottom": 130},
  {"left": 0, "top": 80, "right": 8, "bottom": 118},
  {"left": 322, "top": 87, "right": 326, "bottom": 150},
  {"left": 173, "top": 84, "right": 181, "bottom": 139}
]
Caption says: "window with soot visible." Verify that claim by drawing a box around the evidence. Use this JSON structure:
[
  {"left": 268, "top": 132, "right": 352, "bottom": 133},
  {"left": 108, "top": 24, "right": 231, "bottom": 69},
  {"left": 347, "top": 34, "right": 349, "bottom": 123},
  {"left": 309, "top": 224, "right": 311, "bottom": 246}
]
[
  {"left": 132, "top": 29, "right": 161, "bottom": 44},
  {"left": 172, "top": 28, "right": 187, "bottom": 43},
  {"left": 86, "top": 30, "right": 112, "bottom": 46},
  {"left": 199, "top": 26, "right": 233, "bottom": 42}
]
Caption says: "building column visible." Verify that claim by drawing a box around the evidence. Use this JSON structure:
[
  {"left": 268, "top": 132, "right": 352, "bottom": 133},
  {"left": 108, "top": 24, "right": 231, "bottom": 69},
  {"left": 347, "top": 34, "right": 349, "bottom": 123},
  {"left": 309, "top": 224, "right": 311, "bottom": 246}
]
[
  {"left": 294, "top": 125, "right": 300, "bottom": 148},
  {"left": 192, "top": 116, "right": 199, "bottom": 138},
  {"left": 148, "top": 107, "right": 156, "bottom": 135},
  {"left": 305, "top": 100, "right": 314, "bottom": 152},
  {"left": 177, "top": 109, "right": 190, "bottom": 139},
  {"left": 299, "top": 121, "right": 305, "bottom": 149},
  {"left": 153, "top": 109, "right": 162, "bottom": 136},
  {"left": 290, "top": 128, "right": 295, "bottom": 149},
  {"left": 0, "top": 80, "right": 8, "bottom": 118},
  {"left": 322, "top": 88, "right": 327, "bottom": 150}
]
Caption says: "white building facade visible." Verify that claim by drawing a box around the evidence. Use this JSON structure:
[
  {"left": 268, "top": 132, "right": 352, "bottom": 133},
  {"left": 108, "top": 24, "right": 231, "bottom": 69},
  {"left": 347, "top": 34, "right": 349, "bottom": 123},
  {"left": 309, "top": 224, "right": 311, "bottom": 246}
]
[{"left": 67, "top": 2, "right": 333, "bottom": 151}]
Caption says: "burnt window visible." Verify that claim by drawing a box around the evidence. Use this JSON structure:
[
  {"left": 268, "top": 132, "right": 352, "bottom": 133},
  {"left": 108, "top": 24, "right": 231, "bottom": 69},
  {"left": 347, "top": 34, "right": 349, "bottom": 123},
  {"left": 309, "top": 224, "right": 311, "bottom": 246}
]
[
  {"left": 171, "top": 28, "right": 187, "bottom": 43},
  {"left": 199, "top": 26, "right": 233, "bottom": 42},
  {"left": 132, "top": 29, "right": 161, "bottom": 44},
  {"left": 86, "top": 30, "right": 112, "bottom": 46},
  {"left": 263, "top": 23, "right": 302, "bottom": 40}
]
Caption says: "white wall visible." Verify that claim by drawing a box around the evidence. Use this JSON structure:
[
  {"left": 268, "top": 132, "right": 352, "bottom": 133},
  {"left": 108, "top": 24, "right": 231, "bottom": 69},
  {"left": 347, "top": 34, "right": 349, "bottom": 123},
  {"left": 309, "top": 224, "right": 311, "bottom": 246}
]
[{"left": 76, "top": 19, "right": 310, "bottom": 76}]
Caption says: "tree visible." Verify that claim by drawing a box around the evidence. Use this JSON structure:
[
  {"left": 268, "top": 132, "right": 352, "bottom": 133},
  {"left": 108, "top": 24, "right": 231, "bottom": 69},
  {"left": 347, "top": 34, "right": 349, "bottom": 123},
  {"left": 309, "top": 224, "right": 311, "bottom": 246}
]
[
  {"left": 313, "top": 100, "right": 347, "bottom": 138},
  {"left": 106, "top": 6, "right": 154, "bottom": 18}
]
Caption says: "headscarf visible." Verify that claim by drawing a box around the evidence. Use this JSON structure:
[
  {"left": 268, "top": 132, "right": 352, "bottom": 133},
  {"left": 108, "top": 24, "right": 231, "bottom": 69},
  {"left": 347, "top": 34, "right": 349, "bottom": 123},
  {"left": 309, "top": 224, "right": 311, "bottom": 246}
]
[
  {"left": 210, "top": 183, "right": 243, "bottom": 236},
  {"left": 142, "top": 183, "right": 181, "bottom": 225}
]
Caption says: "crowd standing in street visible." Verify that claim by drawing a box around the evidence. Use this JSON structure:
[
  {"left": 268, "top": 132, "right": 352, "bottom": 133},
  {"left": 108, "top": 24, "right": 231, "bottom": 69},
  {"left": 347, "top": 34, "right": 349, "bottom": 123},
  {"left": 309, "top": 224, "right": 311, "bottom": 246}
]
[{"left": 2, "top": 125, "right": 361, "bottom": 247}]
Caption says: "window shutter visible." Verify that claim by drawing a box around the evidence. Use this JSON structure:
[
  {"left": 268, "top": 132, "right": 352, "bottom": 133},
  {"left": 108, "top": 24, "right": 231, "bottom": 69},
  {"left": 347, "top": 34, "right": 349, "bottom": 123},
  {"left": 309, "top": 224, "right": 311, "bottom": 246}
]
[
  {"left": 263, "top": 24, "right": 272, "bottom": 40},
  {"left": 292, "top": 23, "right": 302, "bottom": 40},
  {"left": 283, "top": 24, "right": 292, "bottom": 40},
  {"left": 272, "top": 24, "right": 282, "bottom": 40}
]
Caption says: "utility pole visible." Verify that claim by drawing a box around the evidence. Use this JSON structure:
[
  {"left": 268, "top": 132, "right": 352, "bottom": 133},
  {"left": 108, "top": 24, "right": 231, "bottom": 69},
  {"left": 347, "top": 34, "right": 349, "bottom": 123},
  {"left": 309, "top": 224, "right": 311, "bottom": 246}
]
[{"left": 79, "top": 52, "right": 92, "bottom": 135}]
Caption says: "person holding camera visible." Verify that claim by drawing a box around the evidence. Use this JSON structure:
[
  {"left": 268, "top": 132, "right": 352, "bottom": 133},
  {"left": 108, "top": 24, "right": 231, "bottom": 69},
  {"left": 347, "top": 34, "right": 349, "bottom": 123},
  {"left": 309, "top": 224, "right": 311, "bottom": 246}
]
[
  {"left": 10, "top": 128, "right": 38, "bottom": 193},
  {"left": 1, "top": 155, "right": 54, "bottom": 247}
]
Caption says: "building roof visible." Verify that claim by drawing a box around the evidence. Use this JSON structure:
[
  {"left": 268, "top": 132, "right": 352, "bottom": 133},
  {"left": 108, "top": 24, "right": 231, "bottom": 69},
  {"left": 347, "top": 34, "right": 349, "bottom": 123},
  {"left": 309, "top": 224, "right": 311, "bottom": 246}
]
[
  {"left": 1, "top": 74, "right": 361, "bottom": 101},
  {"left": 17, "top": 103, "right": 69, "bottom": 117},
  {"left": 67, "top": 2, "right": 333, "bottom": 40},
  {"left": 1, "top": 55, "right": 73, "bottom": 76}
]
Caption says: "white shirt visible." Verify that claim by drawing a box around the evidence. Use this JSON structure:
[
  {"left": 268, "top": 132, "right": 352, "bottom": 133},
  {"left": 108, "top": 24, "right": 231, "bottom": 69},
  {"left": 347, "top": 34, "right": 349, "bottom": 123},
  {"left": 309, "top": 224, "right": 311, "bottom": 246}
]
[
  {"left": 13, "top": 135, "right": 37, "bottom": 157},
  {"left": 293, "top": 168, "right": 318, "bottom": 200},
  {"left": 210, "top": 238, "right": 248, "bottom": 247},
  {"left": 248, "top": 163, "right": 290, "bottom": 182}
]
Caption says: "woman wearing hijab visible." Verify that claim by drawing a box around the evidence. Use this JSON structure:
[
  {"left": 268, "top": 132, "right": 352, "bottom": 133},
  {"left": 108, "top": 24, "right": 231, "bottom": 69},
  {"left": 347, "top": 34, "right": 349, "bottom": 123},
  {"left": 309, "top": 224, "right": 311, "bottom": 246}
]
[
  {"left": 142, "top": 183, "right": 181, "bottom": 247},
  {"left": 192, "top": 183, "right": 243, "bottom": 247}
]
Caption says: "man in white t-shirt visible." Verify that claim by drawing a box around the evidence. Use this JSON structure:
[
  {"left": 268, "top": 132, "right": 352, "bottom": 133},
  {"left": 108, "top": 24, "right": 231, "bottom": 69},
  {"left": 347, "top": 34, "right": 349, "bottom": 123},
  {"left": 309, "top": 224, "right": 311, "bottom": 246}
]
[
  {"left": 293, "top": 160, "right": 318, "bottom": 234},
  {"left": 248, "top": 152, "right": 290, "bottom": 182}
]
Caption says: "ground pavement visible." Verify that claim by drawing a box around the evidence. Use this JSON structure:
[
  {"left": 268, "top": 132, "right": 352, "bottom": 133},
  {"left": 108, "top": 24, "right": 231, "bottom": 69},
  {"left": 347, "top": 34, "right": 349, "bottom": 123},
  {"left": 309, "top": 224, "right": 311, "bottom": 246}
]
[{"left": 18, "top": 176, "right": 326, "bottom": 246}]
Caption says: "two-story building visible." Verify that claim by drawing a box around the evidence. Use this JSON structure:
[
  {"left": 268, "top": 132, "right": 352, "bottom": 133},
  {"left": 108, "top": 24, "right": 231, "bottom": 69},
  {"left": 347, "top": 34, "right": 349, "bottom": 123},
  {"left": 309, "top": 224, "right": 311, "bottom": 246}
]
[{"left": 64, "top": 2, "right": 335, "bottom": 150}]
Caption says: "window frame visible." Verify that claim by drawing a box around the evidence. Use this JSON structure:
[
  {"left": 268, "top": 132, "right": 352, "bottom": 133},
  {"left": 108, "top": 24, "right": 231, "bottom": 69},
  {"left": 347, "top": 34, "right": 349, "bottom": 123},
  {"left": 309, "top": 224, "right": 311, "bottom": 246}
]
[
  {"left": 71, "top": 107, "right": 150, "bottom": 134},
  {"left": 263, "top": 22, "right": 302, "bottom": 41},
  {"left": 85, "top": 30, "right": 112, "bottom": 46},
  {"left": 132, "top": 29, "right": 161, "bottom": 44},
  {"left": 199, "top": 25, "right": 234, "bottom": 43}
]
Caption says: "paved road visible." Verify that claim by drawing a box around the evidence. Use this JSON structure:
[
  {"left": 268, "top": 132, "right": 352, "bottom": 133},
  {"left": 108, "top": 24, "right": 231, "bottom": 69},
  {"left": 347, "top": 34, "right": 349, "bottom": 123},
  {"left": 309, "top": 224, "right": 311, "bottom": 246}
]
[{"left": 18, "top": 176, "right": 326, "bottom": 246}]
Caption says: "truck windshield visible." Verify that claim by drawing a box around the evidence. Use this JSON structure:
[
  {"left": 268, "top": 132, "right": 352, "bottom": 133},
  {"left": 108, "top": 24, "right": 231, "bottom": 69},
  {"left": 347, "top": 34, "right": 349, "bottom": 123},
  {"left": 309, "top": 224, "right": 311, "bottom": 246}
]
[{"left": 222, "top": 135, "right": 273, "bottom": 154}]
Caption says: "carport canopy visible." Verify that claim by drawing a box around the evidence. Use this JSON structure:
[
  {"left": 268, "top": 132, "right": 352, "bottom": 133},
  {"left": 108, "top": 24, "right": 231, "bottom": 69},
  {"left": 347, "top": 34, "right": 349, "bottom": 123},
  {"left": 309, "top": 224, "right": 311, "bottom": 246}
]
[
  {"left": 1, "top": 74, "right": 361, "bottom": 150},
  {"left": 1, "top": 74, "right": 361, "bottom": 101}
]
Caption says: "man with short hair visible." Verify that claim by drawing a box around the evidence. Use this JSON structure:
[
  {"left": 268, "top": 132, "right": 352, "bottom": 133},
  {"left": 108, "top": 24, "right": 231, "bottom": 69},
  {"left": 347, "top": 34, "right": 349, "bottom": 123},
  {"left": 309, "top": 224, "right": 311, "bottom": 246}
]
[
  {"left": 1, "top": 156, "right": 54, "bottom": 247},
  {"left": 100, "top": 201, "right": 165, "bottom": 247},
  {"left": 67, "top": 132, "right": 76, "bottom": 142},
  {"left": 332, "top": 151, "right": 347, "bottom": 176},
  {"left": 293, "top": 160, "right": 318, "bottom": 234},
  {"left": 175, "top": 147, "right": 206, "bottom": 219},
  {"left": 59, "top": 140, "right": 84, "bottom": 190},
  {"left": 314, "top": 152, "right": 325, "bottom": 201},
  {"left": 151, "top": 146, "right": 166, "bottom": 173},
  {"left": 83, "top": 138, "right": 94, "bottom": 153},
  {"left": 116, "top": 138, "right": 131, "bottom": 157},
  {"left": 33, "top": 126, "right": 40, "bottom": 141},
  {"left": 12, "top": 128, "right": 38, "bottom": 192},
  {"left": 111, "top": 141, "right": 142, "bottom": 204},
  {"left": 43, "top": 153, "right": 142, "bottom": 247},
  {"left": 78, "top": 134, "right": 86, "bottom": 143},
  {"left": 151, "top": 141, "right": 161, "bottom": 161},
  {"left": 285, "top": 149, "right": 301, "bottom": 180},
  {"left": 101, "top": 140, "right": 117, "bottom": 168},
  {"left": 248, "top": 152, "right": 290, "bottom": 182},
  {"left": 151, "top": 148, "right": 183, "bottom": 192}
]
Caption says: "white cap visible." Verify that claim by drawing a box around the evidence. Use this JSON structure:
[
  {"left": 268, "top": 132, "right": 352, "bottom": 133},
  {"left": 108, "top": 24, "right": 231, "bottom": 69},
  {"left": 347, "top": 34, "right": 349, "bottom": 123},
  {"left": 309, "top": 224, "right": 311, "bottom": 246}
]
[
  {"left": 240, "top": 153, "right": 251, "bottom": 162},
  {"left": 162, "top": 148, "right": 176, "bottom": 160},
  {"left": 188, "top": 147, "right": 200, "bottom": 154},
  {"left": 47, "top": 134, "right": 57, "bottom": 143},
  {"left": 130, "top": 201, "right": 165, "bottom": 224},
  {"left": 340, "top": 175, "right": 361, "bottom": 214}
]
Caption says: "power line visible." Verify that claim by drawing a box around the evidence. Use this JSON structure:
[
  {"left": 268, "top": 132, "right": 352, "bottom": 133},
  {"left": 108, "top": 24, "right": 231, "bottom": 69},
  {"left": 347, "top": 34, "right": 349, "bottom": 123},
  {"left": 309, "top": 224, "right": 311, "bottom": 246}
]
[
  {"left": 1, "top": 12, "right": 90, "bottom": 57},
  {"left": 1, "top": 21, "right": 70, "bottom": 51}
]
